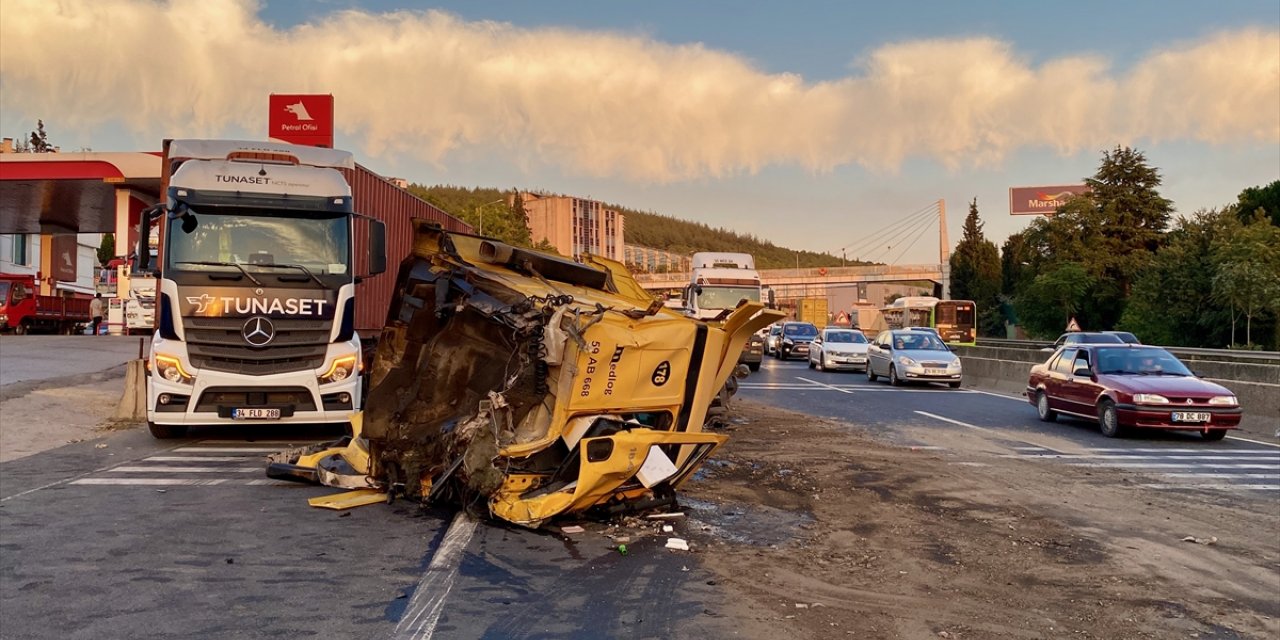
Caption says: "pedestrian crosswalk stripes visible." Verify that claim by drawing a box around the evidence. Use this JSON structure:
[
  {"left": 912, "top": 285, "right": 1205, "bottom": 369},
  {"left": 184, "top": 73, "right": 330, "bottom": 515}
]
[
  {"left": 66, "top": 440, "right": 325, "bottom": 489},
  {"left": 1011, "top": 444, "right": 1278, "bottom": 492}
]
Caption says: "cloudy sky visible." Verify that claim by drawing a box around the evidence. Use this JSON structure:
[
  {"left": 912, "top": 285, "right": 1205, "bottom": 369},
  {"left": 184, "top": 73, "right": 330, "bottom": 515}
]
[{"left": 2, "top": 0, "right": 1277, "bottom": 264}]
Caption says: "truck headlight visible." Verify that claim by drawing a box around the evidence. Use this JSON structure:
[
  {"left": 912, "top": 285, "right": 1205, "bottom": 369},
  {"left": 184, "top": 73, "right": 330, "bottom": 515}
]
[
  {"left": 154, "top": 354, "right": 194, "bottom": 385},
  {"left": 1133, "top": 393, "right": 1170, "bottom": 405},
  {"left": 1207, "top": 395, "right": 1237, "bottom": 406},
  {"left": 319, "top": 355, "right": 359, "bottom": 384}
]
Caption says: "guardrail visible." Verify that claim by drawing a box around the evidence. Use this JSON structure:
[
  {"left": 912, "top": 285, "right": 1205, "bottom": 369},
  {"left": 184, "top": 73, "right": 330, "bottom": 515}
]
[{"left": 975, "top": 337, "right": 1280, "bottom": 365}]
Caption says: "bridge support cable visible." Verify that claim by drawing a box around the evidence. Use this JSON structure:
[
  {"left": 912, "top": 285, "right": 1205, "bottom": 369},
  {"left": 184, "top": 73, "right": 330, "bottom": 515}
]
[
  {"left": 838, "top": 201, "right": 937, "bottom": 260},
  {"left": 838, "top": 201, "right": 940, "bottom": 263},
  {"left": 857, "top": 205, "right": 941, "bottom": 264}
]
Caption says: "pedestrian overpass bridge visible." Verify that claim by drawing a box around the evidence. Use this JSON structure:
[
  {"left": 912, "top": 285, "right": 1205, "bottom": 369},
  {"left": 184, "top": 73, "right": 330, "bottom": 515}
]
[{"left": 633, "top": 263, "right": 945, "bottom": 292}]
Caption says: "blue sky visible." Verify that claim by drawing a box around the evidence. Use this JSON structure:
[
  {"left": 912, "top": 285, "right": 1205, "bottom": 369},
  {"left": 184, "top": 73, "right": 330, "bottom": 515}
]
[{"left": 3, "top": 0, "right": 1278, "bottom": 263}]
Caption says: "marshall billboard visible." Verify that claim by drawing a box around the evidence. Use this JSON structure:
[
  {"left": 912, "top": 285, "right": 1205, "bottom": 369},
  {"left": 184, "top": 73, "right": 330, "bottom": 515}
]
[
  {"left": 1009, "top": 185, "right": 1090, "bottom": 215},
  {"left": 268, "top": 94, "right": 334, "bottom": 148}
]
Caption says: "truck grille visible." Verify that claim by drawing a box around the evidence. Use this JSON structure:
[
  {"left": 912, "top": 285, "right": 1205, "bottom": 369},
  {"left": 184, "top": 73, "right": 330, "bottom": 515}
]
[
  {"left": 195, "top": 386, "right": 317, "bottom": 413},
  {"left": 183, "top": 317, "right": 330, "bottom": 374}
]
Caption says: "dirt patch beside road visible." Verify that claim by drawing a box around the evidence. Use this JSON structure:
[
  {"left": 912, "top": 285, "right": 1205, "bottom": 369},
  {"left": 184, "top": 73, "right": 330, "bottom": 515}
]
[
  {"left": 0, "top": 378, "right": 127, "bottom": 462},
  {"left": 684, "top": 400, "right": 1279, "bottom": 639}
]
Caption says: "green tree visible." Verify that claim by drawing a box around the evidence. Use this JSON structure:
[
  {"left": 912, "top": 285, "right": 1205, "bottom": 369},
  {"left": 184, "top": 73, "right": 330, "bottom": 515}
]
[
  {"left": 1014, "top": 262, "right": 1096, "bottom": 338},
  {"left": 1211, "top": 213, "right": 1280, "bottom": 347},
  {"left": 1017, "top": 146, "right": 1171, "bottom": 330},
  {"left": 96, "top": 233, "right": 116, "bottom": 267},
  {"left": 1234, "top": 180, "right": 1280, "bottom": 227},
  {"left": 1118, "top": 210, "right": 1234, "bottom": 347},
  {"left": 948, "top": 198, "right": 1003, "bottom": 336},
  {"left": 28, "top": 119, "right": 54, "bottom": 153}
]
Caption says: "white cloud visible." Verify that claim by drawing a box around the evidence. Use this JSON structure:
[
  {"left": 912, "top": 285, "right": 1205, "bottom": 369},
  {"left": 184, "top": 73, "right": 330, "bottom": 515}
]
[{"left": 2, "top": 0, "right": 1276, "bottom": 181}]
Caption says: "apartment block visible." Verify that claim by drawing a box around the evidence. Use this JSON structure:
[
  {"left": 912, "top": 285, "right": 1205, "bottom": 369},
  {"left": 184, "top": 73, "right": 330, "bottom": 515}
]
[{"left": 521, "top": 193, "right": 624, "bottom": 261}]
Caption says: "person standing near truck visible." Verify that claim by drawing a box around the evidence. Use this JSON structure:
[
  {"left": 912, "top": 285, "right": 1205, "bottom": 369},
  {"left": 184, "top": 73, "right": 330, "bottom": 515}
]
[{"left": 89, "top": 293, "right": 104, "bottom": 336}]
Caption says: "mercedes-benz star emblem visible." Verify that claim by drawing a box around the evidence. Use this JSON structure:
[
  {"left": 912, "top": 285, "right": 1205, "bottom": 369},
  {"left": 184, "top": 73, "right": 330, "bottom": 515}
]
[{"left": 242, "top": 316, "right": 275, "bottom": 347}]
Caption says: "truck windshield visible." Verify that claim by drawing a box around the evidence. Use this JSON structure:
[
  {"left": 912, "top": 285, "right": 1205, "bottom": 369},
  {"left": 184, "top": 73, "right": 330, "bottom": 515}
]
[
  {"left": 165, "top": 209, "right": 349, "bottom": 276},
  {"left": 0, "top": 282, "right": 9, "bottom": 305},
  {"left": 697, "top": 286, "right": 761, "bottom": 310}
]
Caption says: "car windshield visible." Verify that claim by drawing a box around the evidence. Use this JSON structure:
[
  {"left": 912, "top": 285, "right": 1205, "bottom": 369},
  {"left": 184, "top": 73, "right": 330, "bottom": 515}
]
[
  {"left": 696, "top": 286, "right": 761, "bottom": 311},
  {"left": 826, "top": 330, "right": 866, "bottom": 344},
  {"left": 784, "top": 324, "right": 818, "bottom": 337},
  {"left": 1070, "top": 334, "right": 1124, "bottom": 344},
  {"left": 893, "top": 332, "right": 948, "bottom": 351},
  {"left": 1095, "top": 347, "right": 1193, "bottom": 376},
  {"left": 165, "top": 208, "right": 350, "bottom": 276}
]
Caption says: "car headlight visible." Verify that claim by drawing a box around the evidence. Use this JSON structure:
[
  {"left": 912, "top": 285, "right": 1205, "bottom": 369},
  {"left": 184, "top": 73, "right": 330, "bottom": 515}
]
[
  {"left": 898, "top": 356, "right": 917, "bottom": 367},
  {"left": 948, "top": 360, "right": 962, "bottom": 370},
  {"left": 319, "top": 355, "right": 360, "bottom": 384},
  {"left": 154, "top": 354, "right": 194, "bottom": 385},
  {"left": 1133, "top": 393, "right": 1170, "bottom": 405},
  {"left": 782, "top": 338, "right": 793, "bottom": 346},
  {"left": 1208, "top": 395, "right": 1238, "bottom": 406}
]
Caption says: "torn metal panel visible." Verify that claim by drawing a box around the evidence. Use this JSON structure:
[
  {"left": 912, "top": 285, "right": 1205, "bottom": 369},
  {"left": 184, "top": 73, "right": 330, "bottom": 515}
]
[{"left": 272, "top": 221, "right": 783, "bottom": 527}]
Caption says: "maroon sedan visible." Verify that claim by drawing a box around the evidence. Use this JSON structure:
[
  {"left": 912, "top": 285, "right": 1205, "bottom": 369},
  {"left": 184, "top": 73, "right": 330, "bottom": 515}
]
[{"left": 1026, "top": 344, "right": 1242, "bottom": 440}]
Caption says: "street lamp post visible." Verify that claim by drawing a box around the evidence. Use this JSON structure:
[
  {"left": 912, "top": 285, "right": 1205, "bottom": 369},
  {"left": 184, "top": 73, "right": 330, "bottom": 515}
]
[{"left": 475, "top": 198, "right": 505, "bottom": 237}]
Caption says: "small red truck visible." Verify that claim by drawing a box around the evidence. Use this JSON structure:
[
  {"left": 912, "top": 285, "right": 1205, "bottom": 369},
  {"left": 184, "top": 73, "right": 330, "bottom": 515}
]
[{"left": 0, "top": 274, "right": 91, "bottom": 335}]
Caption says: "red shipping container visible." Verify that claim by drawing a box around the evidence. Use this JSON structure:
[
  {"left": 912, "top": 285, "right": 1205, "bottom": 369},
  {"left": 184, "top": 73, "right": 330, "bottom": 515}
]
[{"left": 343, "top": 166, "right": 472, "bottom": 334}]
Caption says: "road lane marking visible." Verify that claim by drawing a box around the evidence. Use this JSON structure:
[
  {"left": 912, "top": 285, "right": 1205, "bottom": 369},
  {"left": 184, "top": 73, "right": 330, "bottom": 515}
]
[
  {"left": 1030, "top": 448, "right": 1278, "bottom": 454},
  {"left": 1163, "top": 473, "right": 1279, "bottom": 479},
  {"left": 1136, "top": 484, "right": 1279, "bottom": 491},
  {"left": 0, "top": 441, "right": 192, "bottom": 503},
  {"left": 145, "top": 456, "right": 259, "bottom": 462},
  {"left": 392, "top": 511, "right": 479, "bottom": 640},
  {"left": 1007, "top": 454, "right": 1279, "bottom": 461},
  {"left": 1063, "top": 462, "right": 1278, "bottom": 469},
  {"left": 965, "top": 389, "right": 1028, "bottom": 402},
  {"left": 1225, "top": 435, "right": 1280, "bottom": 449},
  {"left": 172, "top": 446, "right": 284, "bottom": 453},
  {"left": 68, "top": 478, "right": 297, "bottom": 486},
  {"left": 913, "top": 411, "right": 997, "bottom": 434},
  {"left": 795, "top": 377, "right": 853, "bottom": 393},
  {"left": 108, "top": 466, "right": 262, "bottom": 473}
]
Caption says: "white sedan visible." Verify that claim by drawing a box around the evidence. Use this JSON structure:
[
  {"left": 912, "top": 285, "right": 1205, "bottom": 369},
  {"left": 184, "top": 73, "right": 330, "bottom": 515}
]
[{"left": 808, "top": 328, "right": 871, "bottom": 372}]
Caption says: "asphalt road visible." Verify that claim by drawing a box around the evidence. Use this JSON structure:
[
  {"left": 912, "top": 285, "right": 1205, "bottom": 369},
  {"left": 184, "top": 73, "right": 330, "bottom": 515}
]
[
  {"left": 3, "top": 351, "right": 1277, "bottom": 639},
  {"left": 740, "top": 357, "right": 1280, "bottom": 496},
  {"left": 0, "top": 335, "right": 147, "bottom": 386},
  {"left": 0, "top": 424, "right": 734, "bottom": 640}
]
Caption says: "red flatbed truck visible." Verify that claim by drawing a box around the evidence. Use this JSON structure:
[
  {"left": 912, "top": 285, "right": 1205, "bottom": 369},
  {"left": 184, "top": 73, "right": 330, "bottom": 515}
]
[{"left": 0, "top": 273, "right": 92, "bottom": 335}]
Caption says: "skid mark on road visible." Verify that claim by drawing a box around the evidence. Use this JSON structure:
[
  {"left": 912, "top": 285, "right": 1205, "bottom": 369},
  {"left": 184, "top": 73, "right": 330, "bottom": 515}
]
[{"left": 392, "top": 511, "right": 478, "bottom": 640}]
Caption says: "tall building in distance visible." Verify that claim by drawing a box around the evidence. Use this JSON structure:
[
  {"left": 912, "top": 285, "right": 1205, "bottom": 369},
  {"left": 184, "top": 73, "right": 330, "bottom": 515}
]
[{"left": 521, "top": 192, "right": 624, "bottom": 261}]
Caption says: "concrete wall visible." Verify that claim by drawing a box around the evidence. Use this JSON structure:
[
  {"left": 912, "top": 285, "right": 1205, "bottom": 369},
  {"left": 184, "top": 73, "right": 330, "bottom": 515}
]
[{"left": 954, "top": 345, "right": 1280, "bottom": 429}]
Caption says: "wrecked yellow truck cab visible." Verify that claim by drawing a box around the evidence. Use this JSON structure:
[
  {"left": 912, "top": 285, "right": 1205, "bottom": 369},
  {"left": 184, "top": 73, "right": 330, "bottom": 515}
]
[{"left": 269, "top": 221, "right": 782, "bottom": 527}]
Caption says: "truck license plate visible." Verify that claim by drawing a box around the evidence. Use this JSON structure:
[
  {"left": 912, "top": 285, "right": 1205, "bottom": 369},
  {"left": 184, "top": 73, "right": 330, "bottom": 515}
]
[
  {"left": 233, "top": 408, "right": 281, "bottom": 420},
  {"left": 1172, "top": 411, "right": 1210, "bottom": 423}
]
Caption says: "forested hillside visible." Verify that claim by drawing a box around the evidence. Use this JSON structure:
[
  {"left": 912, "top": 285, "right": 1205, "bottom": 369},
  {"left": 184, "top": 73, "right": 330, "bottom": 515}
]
[{"left": 407, "top": 185, "right": 855, "bottom": 268}]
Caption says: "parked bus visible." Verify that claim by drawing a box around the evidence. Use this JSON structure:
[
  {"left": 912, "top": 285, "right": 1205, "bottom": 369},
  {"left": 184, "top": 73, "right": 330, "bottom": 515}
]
[{"left": 879, "top": 296, "right": 976, "bottom": 346}]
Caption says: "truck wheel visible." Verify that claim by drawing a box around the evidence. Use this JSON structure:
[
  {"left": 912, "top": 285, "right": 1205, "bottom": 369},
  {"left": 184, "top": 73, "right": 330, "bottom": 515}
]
[
  {"left": 14, "top": 322, "right": 28, "bottom": 335},
  {"left": 148, "top": 422, "right": 188, "bottom": 439}
]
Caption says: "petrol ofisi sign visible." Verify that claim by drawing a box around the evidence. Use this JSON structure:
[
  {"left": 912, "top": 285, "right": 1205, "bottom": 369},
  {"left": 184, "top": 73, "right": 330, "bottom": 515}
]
[
  {"left": 268, "top": 94, "right": 334, "bottom": 148},
  {"left": 1008, "top": 185, "right": 1090, "bottom": 215}
]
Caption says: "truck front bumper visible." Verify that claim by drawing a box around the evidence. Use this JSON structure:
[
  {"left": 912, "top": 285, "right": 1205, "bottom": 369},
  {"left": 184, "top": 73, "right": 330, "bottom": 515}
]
[{"left": 148, "top": 367, "right": 361, "bottom": 427}]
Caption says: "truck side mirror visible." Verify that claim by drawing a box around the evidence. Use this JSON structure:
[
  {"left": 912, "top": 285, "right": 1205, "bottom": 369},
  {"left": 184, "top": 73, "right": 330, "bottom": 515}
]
[{"left": 368, "top": 220, "right": 387, "bottom": 276}]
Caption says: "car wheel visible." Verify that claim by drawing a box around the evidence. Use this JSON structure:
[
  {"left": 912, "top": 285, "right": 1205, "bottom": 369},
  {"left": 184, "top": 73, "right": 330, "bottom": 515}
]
[
  {"left": 1098, "top": 400, "right": 1123, "bottom": 438},
  {"left": 948, "top": 381, "right": 961, "bottom": 389},
  {"left": 148, "top": 422, "right": 188, "bottom": 439},
  {"left": 1201, "top": 428, "right": 1228, "bottom": 442},
  {"left": 748, "top": 361, "right": 760, "bottom": 372},
  {"left": 889, "top": 365, "right": 902, "bottom": 387},
  {"left": 1035, "top": 391, "right": 1057, "bottom": 422},
  {"left": 808, "top": 357, "right": 815, "bottom": 369},
  {"left": 867, "top": 364, "right": 877, "bottom": 382}
]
